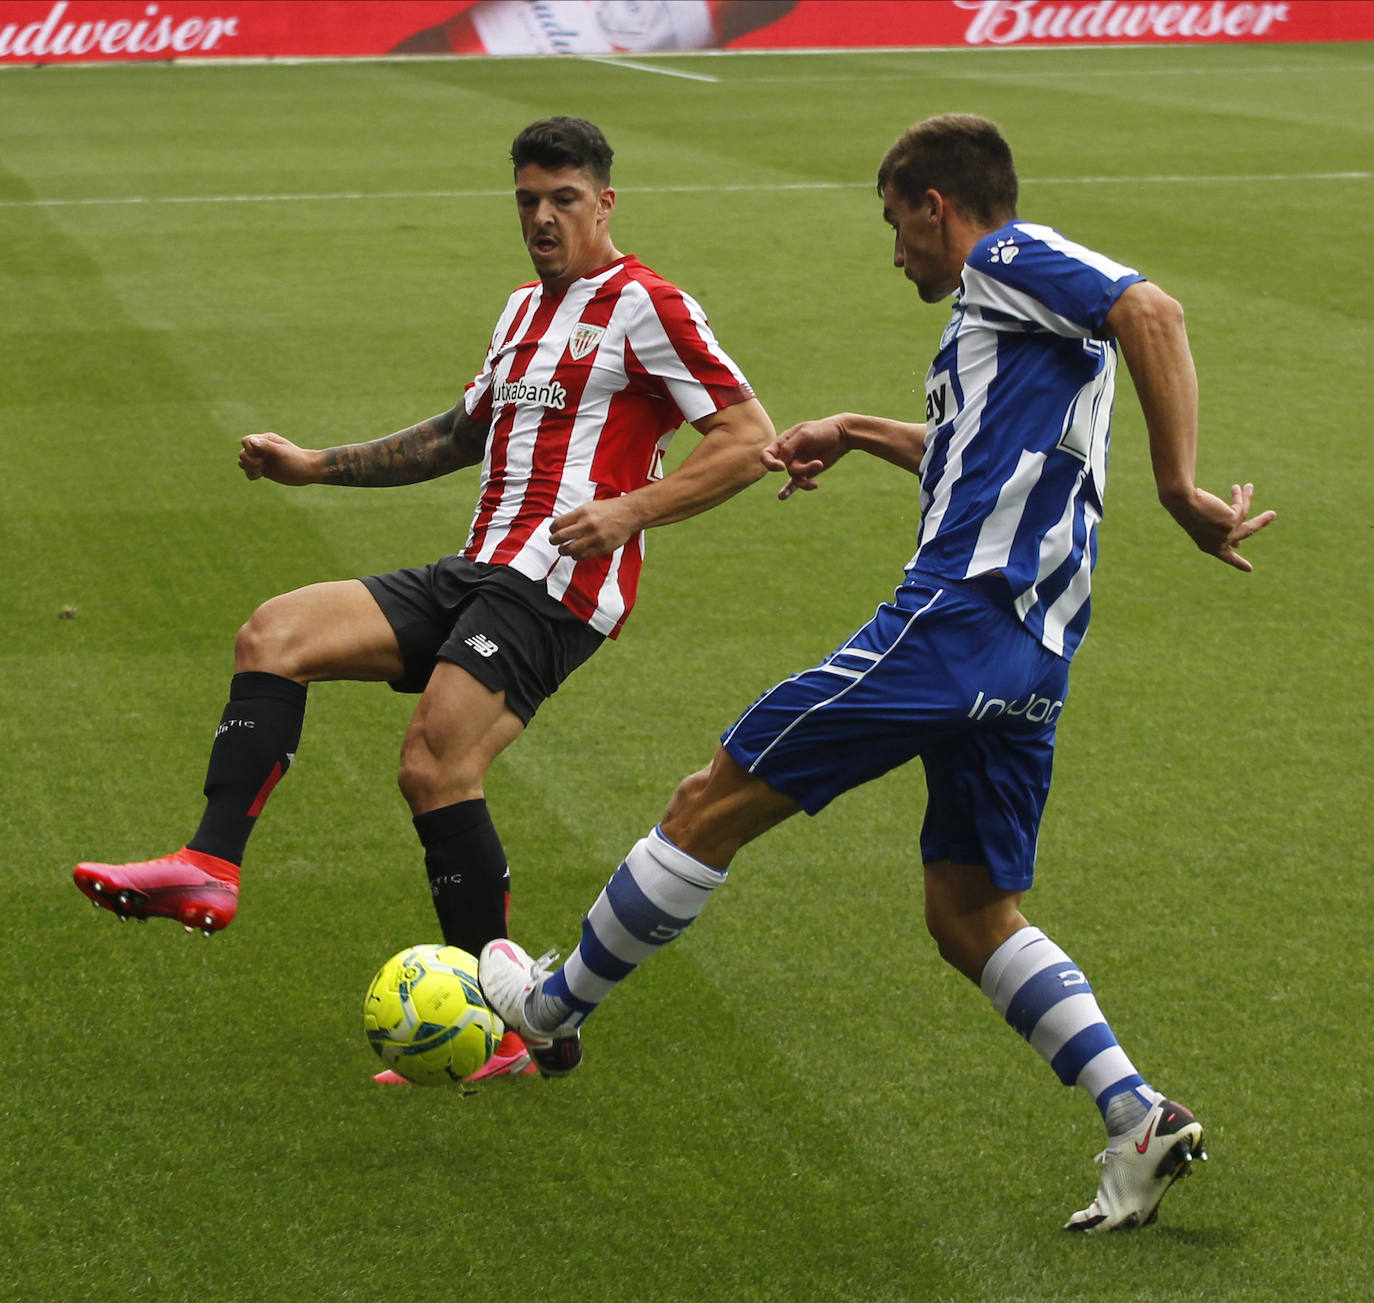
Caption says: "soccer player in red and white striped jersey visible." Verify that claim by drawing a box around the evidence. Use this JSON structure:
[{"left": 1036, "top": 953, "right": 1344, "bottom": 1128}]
[
  {"left": 462, "top": 244, "right": 754, "bottom": 638},
  {"left": 73, "top": 118, "right": 775, "bottom": 1081}
]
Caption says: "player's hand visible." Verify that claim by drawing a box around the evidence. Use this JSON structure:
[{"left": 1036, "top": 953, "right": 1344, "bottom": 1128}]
[
  {"left": 549, "top": 498, "right": 638, "bottom": 560},
  {"left": 763, "top": 417, "right": 850, "bottom": 500},
  {"left": 239, "top": 432, "right": 317, "bottom": 486},
  {"left": 1170, "top": 481, "right": 1276, "bottom": 572}
]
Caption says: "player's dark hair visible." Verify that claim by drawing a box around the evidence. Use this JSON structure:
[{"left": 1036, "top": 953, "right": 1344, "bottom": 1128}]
[
  {"left": 511, "top": 116, "right": 614, "bottom": 187},
  {"left": 877, "top": 114, "right": 1018, "bottom": 226}
]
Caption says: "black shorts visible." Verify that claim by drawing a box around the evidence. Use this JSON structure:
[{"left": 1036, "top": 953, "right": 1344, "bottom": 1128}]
[{"left": 360, "top": 556, "right": 604, "bottom": 724}]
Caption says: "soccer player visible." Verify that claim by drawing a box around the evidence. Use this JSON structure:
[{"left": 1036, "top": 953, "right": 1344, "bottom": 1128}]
[
  {"left": 72, "top": 116, "right": 776, "bottom": 1081},
  {"left": 481, "top": 114, "right": 1275, "bottom": 1227}
]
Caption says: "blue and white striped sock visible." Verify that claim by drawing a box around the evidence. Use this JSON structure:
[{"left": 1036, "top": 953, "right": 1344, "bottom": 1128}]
[
  {"left": 981, "top": 926, "right": 1161, "bottom": 1136},
  {"left": 529, "top": 826, "right": 726, "bottom": 1032}
]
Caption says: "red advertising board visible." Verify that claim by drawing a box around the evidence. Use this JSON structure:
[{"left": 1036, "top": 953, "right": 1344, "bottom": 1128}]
[
  {"left": 733, "top": 0, "right": 1374, "bottom": 47},
  {"left": 2, "top": 0, "right": 1372, "bottom": 65}
]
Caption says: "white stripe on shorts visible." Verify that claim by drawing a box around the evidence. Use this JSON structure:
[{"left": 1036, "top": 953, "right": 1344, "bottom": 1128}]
[{"left": 726, "top": 588, "right": 945, "bottom": 774}]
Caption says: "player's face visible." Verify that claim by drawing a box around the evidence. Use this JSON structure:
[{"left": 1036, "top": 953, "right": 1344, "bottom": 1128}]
[
  {"left": 515, "top": 164, "right": 617, "bottom": 289},
  {"left": 883, "top": 183, "right": 961, "bottom": 303}
]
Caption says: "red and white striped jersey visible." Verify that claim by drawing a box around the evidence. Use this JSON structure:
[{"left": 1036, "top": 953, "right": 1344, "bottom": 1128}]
[{"left": 461, "top": 255, "right": 754, "bottom": 638}]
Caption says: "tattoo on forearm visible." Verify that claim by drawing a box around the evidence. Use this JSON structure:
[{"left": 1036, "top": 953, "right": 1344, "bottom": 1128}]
[{"left": 319, "top": 406, "right": 488, "bottom": 486}]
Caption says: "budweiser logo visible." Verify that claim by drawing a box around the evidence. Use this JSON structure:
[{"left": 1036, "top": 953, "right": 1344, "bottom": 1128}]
[
  {"left": 957, "top": 0, "right": 1292, "bottom": 44},
  {"left": 0, "top": 2, "right": 240, "bottom": 60}
]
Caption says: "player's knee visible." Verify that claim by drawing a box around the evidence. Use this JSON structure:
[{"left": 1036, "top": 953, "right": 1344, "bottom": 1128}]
[
  {"left": 664, "top": 766, "right": 711, "bottom": 824},
  {"left": 923, "top": 877, "right": 1028, "bottom": 984},
  {"left": 923, "top": 898, "right": 957, "bottom": 961},
  {"left": 396, "top": 739, "right": 439, "bottom": 810},
  {"left": 234, "top": 599, "right": 297, "bottom": 675},
  {"left": 926, "top": 920, "right": 985, "bottom": 984},
  {"left": 922, "top": 891, "right": 984, "bottom": 981},
  {"left": 659, "top": 768, "right": 724, "bottom": 858},
  {"left": 396, "top": 733, "right": 482, "bottom": 812}
]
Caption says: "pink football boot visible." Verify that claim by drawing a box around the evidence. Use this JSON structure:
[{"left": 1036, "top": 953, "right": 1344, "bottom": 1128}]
[{"left": 74, "top": 848, "right": 240, "bottom": 936}]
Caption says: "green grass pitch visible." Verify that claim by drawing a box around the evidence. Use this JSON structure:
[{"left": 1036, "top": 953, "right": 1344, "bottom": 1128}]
[{"left": 3, "top": 40, "right": 1372, "bottom": 1303}]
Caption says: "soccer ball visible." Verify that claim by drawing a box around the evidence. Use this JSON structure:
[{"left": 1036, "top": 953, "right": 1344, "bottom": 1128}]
[{"left": 363, "top": 943, "right": 504, "bottom": 1085}]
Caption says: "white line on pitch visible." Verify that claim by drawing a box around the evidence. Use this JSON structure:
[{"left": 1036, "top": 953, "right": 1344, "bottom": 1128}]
[
  {"left": 2, "top": 172, "right": 1367, "bottom": 209},
  {"left": 1031, "top": 171, "right": 1371, "bottom": 185},
  {"left": 579, "top": 55, "right": 719, "bottom": 82}
]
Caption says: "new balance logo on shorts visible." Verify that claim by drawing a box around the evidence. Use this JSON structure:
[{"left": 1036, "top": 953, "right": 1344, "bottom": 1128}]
[{"left": 465, "top": 633, "right": 500, "bottom": 658}]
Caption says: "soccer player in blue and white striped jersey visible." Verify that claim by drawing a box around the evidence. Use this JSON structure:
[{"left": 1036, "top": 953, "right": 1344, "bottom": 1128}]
[{"left": 481, "top": 114, "right": 1275, "bottom": 1233}]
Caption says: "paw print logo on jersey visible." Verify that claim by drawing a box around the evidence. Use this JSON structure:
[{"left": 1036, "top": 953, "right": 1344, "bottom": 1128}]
[{"left": 989, "top": 238, "right": 1019, "bottom": 265}]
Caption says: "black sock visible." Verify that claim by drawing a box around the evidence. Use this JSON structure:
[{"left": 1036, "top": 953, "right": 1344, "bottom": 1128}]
[
  {"left": 413, "top": 798, "right": 510, "bottom": 955},
  {"left": 187, "top": 671, "right": 307, "bottom": 866}
]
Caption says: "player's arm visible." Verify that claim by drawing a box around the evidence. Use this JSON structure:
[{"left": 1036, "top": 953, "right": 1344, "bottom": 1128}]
[
  {"left": 238, "top": 404, "right": 489, "bottom": 487},
  {"left": 1105, "top": 281, "right": 1274, "bottom": 571},
  {"left": 764, "top": 412, "right": 926, "bottom": 500},
  {"left": 548, "top": 397, "right": 775, "bottom": 560}
]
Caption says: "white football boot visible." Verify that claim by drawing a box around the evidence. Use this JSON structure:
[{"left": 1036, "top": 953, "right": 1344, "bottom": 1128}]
[
  {"left": 478, "top": 939, "right": 582, "bottom": 1078},
  {"left": 1065, "top": 1098, "right": 1207, "bottom": 1233}
]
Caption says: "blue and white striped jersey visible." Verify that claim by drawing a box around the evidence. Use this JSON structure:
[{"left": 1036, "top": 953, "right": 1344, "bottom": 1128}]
[{"left": 909, "top": 221, "right": 1144, "bottom": 660}]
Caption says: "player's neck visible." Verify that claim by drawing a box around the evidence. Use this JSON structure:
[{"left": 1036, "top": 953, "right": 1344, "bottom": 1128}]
[{"left": 540, "top": 243, "right": 625, "bottom": 294}]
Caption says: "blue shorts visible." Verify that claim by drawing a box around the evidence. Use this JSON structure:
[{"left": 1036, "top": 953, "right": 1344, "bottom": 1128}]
[{"left": 721, "top": 575, "right": 1070, "bottom": 891}]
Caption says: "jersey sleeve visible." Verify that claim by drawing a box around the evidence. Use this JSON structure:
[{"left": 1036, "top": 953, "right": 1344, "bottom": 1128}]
[
  {"left": 624, "top": 281, "right": 754, "bottom": 424},
  {"left": 962, "top": 222, "right": 1144, "bottom": 340},
  {"left": 463, "top": 285, "right": 534, "bottom": 423}
]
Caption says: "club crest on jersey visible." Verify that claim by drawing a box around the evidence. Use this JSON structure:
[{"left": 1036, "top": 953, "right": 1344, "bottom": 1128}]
[
  {"left": 568, "top": 322, "right": 607, "bottom": 361},
  {"left": 939, "top": 308, "right": 962, "bottom": 351}
]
